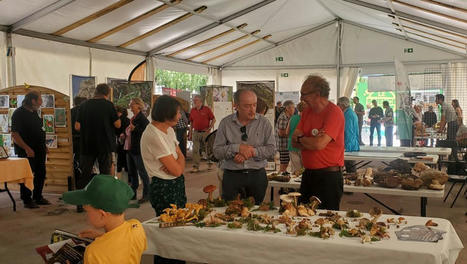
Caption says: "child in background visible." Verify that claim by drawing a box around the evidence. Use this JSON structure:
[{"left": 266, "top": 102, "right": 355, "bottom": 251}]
[{"left": 62, "top": 174, "right": 146, "bottom": 264}]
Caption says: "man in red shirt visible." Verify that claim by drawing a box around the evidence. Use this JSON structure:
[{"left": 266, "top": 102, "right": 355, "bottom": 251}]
[
  {"left": 292, "top": 75, "right": 344, "bottom": 210},
  {"left": 189, "top": 95, "right": 215, "bottom": 173}
]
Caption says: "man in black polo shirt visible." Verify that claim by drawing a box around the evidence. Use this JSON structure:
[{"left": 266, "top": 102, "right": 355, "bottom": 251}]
[
  {"left": 75, "top": 84, "right": 120, "bottom": 199},
  {"left": 11, "top": 91, "right": 49, "bottom": 208}
]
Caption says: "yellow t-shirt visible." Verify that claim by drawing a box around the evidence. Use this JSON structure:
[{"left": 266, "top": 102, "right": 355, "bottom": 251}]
[{"left": 84, "top": 219, "right": 147, "bottom": 264}]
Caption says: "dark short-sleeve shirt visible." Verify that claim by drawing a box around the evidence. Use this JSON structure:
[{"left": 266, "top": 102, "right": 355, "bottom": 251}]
[
  {"left": 354, "top": 103, "right": 364, "bottom": 123},
  {"left": 11, "top": 106, "right": 46, "bottom": 155},
  {"left": 77, "top": 98, "right": 118, "bottom": 155}
]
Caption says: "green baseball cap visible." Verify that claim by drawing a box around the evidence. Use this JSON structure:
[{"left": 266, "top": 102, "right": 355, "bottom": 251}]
[{"left": 63, "top": 174, "right": 139, "bottom": 214}]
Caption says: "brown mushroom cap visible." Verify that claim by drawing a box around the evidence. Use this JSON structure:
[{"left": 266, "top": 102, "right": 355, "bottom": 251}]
[
  {"left": 288, "top": 192, "right": 302, "bottom": 197},
  {"left": 203, "top": 185, "right": 217, "bottom": 193},
  {"left": 280, "top": 194, "right": 293, "bottom": 203}
]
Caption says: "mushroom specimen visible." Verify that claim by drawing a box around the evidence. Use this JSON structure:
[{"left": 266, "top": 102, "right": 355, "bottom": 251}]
[{"left": 203, "top": 185, "right": 217, "bottom": 202}]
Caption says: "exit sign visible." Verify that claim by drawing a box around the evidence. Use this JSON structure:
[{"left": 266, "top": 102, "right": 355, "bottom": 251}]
[
  {"left": 275, "top": 56, "right": 283, "bottom": 61},
  {"left": 404, "top": 48, "right": 414, "bottom": 53},
  {"left": 280, "top": 73, "right": 289, "bottom": 77}
]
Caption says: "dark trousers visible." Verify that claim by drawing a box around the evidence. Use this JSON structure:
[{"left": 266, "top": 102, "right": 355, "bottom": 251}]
[
  {"left": 358, "top": 121, "right": 363, "bottom": 144},
  {"left": 299, "top": 169, "right": 343, "bottom": 210},
  {"left": 116, "top": 148, "right": 127, "bottom": 172},
  {"left": 175, "top": 128, "right": 187, "bottom": 158},
  {"left": 19, "top": 149, "right": 46, "bottom": 202},
  {"left": 222, "top": 169, "right": 267, "bottom": 204},
  {"left": 385, "top": 126, "right": 393, "bottom": 147},
  {"left": 369, "top": 122, "right": 381, "bottom": 146},
  {"left": 447, "top": 121, "right": 459, "bottom": 160},
  {"left": 127, "top": 152, "right": 150, "bottom": 199},
  {"left": 78, "top": 152, "right": 111, "bottom": 189}
]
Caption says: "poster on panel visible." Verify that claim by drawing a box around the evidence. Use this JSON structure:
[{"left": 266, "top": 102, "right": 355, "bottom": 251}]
[
  {"left": 71, "top": 75, "right": 96, "bottom": 99},
  {"left": 110, "top": 81, "right": 153, "bottom": 117},
  {"left": 236, "top": 81, "right": 275, "bottom": 128}
]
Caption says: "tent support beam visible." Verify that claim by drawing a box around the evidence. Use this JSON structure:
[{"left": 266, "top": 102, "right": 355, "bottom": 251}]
[
  {"left": 221, "top": 58, "right": 467, "bottom": 70},
  {"left": 13, "top": 29, "right": 147, "bottom": 56},
  {"left": 344, "top": 20, "right": 467, "bottom": 58},
  {"left": 221, "top": 19, "right": 337, "bottom": 68},
  {"left": 9, "top": 0, "right": 76, "bottom": 32},
  {"left": 6, "top": 33, "right": 16, "bottom": 87},
  {"left": 148, "top": 0, "right": 277, "bottom": 55},
  {"left": 336, "top": 19, "right": 342, "bottom": 97},
  {"left": 341, "top": 0, "right": 467, "bottom": 36}
]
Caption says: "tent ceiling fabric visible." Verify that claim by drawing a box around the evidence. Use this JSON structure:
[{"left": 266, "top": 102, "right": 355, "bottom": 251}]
[{"left": 0, "top": 0, "right": 465, "bottom": 68}]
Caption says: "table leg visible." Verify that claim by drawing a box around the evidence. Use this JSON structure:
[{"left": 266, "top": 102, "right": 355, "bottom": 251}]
[
  {"left": 364, "top": 193, "right": 400, "bottom": 215},
  {"left": 270, "top": 186, "right": 274, "bottom": 203},
  {"left": 420, "top": 197, "right": 427, "bottom": 217},
  {"left": 4, "top": 183, "right": 16, "bottom": 212}
]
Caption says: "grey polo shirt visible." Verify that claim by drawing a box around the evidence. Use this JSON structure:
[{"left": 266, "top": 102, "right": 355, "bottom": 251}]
[
  {"left": 441, "top": 102, "right": 457, "bottom": 123},
  {"left": 213, "top": 113, "right": 275, "bottom": 170}
]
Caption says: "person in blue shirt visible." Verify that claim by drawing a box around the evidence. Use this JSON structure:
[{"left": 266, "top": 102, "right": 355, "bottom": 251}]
[{"left": 337, "top": 97, "right": 360, "bottom": 173}]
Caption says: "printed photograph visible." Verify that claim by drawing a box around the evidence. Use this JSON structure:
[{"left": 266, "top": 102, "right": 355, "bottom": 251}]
[
  {"left": 16, "top": 95, "right": 25, "bottom": 107},
  {"left": 41, "top": 94, "right": 55, "bottom": 108},
  {"left": 8, "top": 108, "right": 16, "bottom": 127},
  {"left": 45, "top": 135, "right": 58, "bottom": 149},
  {"left": 43, "top": 114, "right": 55, "bottom": 134},
  {"left": 54, "top": 108, "right": 66, "bottom": 127},
  {"left": 0, "top": 114, "right": 8, "bottom": 133},
  {"left": 72, "top": 75, "right": 96, "bottom": 99},
  {"left": 0, "top": 95, "right": 9, "bottom": 108}
]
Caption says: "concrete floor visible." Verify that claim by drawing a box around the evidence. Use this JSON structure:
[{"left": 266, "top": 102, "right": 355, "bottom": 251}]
[{"left": 0, "top": 160, "right": 465, "bottom": 264}]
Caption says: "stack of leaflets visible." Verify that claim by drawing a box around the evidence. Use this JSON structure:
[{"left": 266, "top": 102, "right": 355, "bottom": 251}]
[
  {"left": 395, "top": 225, "right": 446, "bottom": 242},
  {"left": 35, "top": 230, "right": 93, "bottom": 264}
]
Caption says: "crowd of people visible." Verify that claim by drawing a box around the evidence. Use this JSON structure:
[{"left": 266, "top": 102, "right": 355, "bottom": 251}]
[{"left": 10, "top": 77, "right": 464, "bottom": 263}]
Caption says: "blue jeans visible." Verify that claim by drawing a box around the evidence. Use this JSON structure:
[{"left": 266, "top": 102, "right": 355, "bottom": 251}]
[
  {"left": 369, "top": 122, "right": 381, "bottom": 146},
  {"left": 127, "top": 153, "right": 150, "bottom": 199},
  {"left": 385, "top": 126, "right": 393, "bottom": 147}
]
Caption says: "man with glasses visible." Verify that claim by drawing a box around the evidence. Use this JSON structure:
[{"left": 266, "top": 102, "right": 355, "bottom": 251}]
[
  {"left": 213, "top": 89, "right": 275, "bottom": 204},
  {"left": 292, "top": 75, "right": 345, "bottom": 210}
]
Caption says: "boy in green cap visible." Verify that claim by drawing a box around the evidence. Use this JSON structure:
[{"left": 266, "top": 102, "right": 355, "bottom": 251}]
[{"left": 62, "top": 174, "right": 147, "bottom": 264}]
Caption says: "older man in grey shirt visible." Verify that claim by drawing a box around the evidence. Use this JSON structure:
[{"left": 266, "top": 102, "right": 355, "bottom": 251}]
[{"left": 214, "top": 89, "right": 275, "bottom": 204}]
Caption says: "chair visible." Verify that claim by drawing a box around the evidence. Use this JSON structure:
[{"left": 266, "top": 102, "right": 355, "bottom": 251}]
[{"left": 443, "top": 175, "right": 467, "bottom": 208}]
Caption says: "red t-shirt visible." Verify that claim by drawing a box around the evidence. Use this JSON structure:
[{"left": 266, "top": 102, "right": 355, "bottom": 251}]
[
  {"left": 297, "top": 102, "right": 344, "bottom": 169},
  {"left": 190, "top": 106, "right": 214, "bottom": 131}
]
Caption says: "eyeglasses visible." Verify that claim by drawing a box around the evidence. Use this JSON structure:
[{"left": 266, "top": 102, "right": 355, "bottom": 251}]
[
  {"left": 240, "top": 126, "right": 248, "bottom": 141},
  {"left": 300, "top": 90, "right": 315, "bottom": 97}
]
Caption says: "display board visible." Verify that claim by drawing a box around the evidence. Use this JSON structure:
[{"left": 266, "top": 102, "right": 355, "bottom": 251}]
[
  {"left": 199, "top": 85, "right": 233, "bottom": 130},
  {"left": 276, "top": 91, "right": 300, "bottom": 104},
  {"left": 110, "top": 81, "right": 153, "bottom": 117},
  {"left": 0, "top": 85, "right": 73, "bottom": 189}
]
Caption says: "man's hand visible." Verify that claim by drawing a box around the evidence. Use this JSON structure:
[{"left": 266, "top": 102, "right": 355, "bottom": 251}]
[
  {"left": 239, "top": 144, "right": 255, "bottom": 159},
  {"left": 26, "top": 147, "right": 35, "bottom": 158},
  {"left": 233, "top": 154, "right": 246, "bottom": 164},
  {"left": 79, "top": 229, "right": 104, "bottom": 239}
]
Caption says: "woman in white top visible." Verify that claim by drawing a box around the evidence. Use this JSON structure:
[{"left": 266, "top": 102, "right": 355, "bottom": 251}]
[{"left": 140, "top": 95, "right": 186, "bottom": 216}]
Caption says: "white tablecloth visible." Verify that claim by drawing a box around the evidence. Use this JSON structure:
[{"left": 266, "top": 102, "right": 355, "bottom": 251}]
[
  {"left": 269, "top": 180, "right": 445, "bottom": 198},
  {"left": 143, "top": 210, "right": 463, "bottom": 264},
  {"left": 345, "top": 152, "right": 439, "bottom": 165},
  {"left": 359, "top": 146, "right": 451, "bottom": 157}
]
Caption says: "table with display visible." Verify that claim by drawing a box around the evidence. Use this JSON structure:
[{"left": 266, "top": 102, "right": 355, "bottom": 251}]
[
  {"left": 344, "top": 152, "right": 439, "bottom": 171},
  {"left": 142, "top": 208, "right": 463, "bottom": 264},
  {"left": 414, "top": 128, "right": 447, "bottom": 144},
  {"left": 268, "top": 179, "right": 444, "bottom": 217},
  {"left": 359, "top": 146, "right": 451, "bottom": 158},
  {"left": 0, "top": 157, "right": 34, "bottom": 211}
]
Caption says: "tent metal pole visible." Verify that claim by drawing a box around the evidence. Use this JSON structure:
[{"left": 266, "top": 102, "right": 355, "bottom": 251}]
[
  {"left": 343, "top": 20, "right": 467, "bottom": 58},
  {"left": 221, "top": 19, "right": 337, "bottom": 68},
  {"left": 10, "top": 0, "right": 76, "bottom": 32},
  {"left": 336, "top": 19, "right": 342, "bottom": 98},
  {"left": 6, "top": 33, "right": 16, "bottom": 87},
  {"left": 341, "top": 0, "right": 467, "bottom": 36},
  {"left": 149, "top": 0, "right": 277, "bottom": 55}
]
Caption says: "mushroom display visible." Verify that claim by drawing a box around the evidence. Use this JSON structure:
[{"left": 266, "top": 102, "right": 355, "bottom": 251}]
[
  {"left": 288, "top": 192, "right": 301, "bottom": 205},
  {"left": 203, "top": 185, "right": 217, "bottom": 202}
]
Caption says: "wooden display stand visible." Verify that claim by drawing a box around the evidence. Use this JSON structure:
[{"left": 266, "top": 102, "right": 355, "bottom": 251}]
[{"left": 0, "top": 85, "right": 72, "bottom": 191}]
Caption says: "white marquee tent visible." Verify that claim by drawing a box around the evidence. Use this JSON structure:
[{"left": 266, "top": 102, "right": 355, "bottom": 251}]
[{"left": 0, "top": 0, "right": 466, "bottom": 100}]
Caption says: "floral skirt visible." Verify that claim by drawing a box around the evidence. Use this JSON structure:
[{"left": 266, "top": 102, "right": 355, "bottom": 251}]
[{"left": 148, "top": 175, "right": 187, "bottom": 216}]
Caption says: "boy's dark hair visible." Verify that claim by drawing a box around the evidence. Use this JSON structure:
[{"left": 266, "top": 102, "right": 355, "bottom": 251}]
[
  {"left": 95, "top": 83, "right": 111, "bottom": 96},
  {"left": 383, "top": 101, "right": 389, "bottom": 107},
  {"left": 151, "top": 95, "right": 180, "bottom": 122}
]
